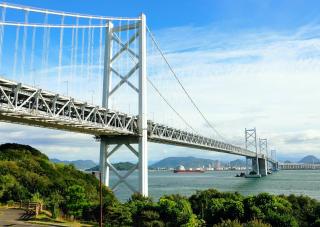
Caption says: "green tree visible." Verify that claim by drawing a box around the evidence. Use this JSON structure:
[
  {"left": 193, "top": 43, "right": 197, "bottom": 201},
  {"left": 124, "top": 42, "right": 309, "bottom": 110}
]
[
  {"left": 46, "top": 191, "right": 63, "bottom": 219},
  {"left": 284, "top": 194, "right": 319, "bottom": 227},
  {"left": 243, "top": 193, "right": 297, "bottom": 226},
  {"left": 158, "top": 194, "right": 203, "bottom": 227},
  {"left": 264, "top": 210, "right": 298, "bottom": 227},
  {"left": 213, "top": 219, "right": 242, "bottom": 227},
  {"left": 207, "top": 198, "right": 244, "bottom": 225},
  {"left": 31, "top": 192, "right": 44, "bottom": 204},
  {"left": 65, "top": 185, "right": 88, "bottom": 219},
  {"left": 105, "top": 204, "right": 132, "bottom": 227},
  {"left": 313, "top": 219, "right": 320, "bottom": 227},
  {"left": 244, "top": 219, "right": 271, "bottom": 227},
  {"left": 189, "top": 189, "right": 244, "bottom": 226},
  {"left": 126, "top": 193, "right": 161, "bottom": 227}
]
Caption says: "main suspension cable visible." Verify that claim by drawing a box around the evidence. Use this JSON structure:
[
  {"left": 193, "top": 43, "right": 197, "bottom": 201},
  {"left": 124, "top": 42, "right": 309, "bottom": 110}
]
[
  {"left": 148, "top": 77, "right": 197, "bottom": 133},
  {"left": 146, "top": 25, "right": 227, "bottom": 141},
  {"left": 112, "top": 28, "right": 196, "bottom": 132}
]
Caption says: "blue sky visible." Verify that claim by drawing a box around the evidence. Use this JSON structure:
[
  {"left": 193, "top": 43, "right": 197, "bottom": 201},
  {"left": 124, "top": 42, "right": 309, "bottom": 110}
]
[
  {"left": 5, "top": 0, "right": 320, "bottom": 30},
  {"left": 1, "top": 0, "right": 320, "bottom": 163}
]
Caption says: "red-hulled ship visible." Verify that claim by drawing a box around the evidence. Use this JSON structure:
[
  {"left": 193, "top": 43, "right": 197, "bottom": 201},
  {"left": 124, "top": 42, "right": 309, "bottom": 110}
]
[{"left": 173, "top": 165, "right": 205, "bottom": 173}]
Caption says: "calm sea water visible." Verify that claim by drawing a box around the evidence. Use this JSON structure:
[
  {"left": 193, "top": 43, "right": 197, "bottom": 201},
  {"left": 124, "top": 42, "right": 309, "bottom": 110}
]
[{"left": 110, "top": 170, "right": 320, "bottom": 202}]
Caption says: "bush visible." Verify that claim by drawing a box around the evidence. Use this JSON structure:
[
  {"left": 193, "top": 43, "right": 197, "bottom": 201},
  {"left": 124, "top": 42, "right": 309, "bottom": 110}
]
[
  {"left": 158, "top": 194, "right": 203, "bottom": 227},
  {"left": 264, "top": 210, "right": 298, "bottom": 227},
  {"left": 244, "top": 219, "right": 271, "bottom": 227},
  {"left": 284, "top": 194, "right": 319, "bottom": 227},
  {"left": 213, "top": 219, "right": 242, "bottom": 227},
  {"left": 7, "top": 199, "right": 14, "bottom": 207},
  {"left": 46, "top": 191, "right": 63, "bottom": 219},
  {"left": 105, "top": 204, "right": 132, "bottom": 227},
  {"left": 1, "top": 143, "right": 320, "bottom": 226},
  {"left": 65, "top": 185, "right": 88, "bottom": 219},
  {"left": 313, "top": 219, "right": 320, "bottom": 227}
]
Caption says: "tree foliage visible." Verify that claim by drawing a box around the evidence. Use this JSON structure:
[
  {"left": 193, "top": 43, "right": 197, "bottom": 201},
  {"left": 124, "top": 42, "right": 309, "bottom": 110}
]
[
  {"left": 65, "top": 185, "right": 88, "bottom": 218},
  {"left": 0, "top": 143, "right": 319, "bottom": 227}
]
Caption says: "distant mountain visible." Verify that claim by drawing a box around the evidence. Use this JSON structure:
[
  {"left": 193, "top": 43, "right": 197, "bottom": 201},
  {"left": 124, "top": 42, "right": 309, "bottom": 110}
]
[
  {"left": 150, "top": 156, "right": 216, "bottom": 169},
  {"left": 229, "top": 159, "right": 246, "bottom": 167},
  {"left": 50, "top": 158, "right": 97, "bottom": 170},
  {"left": 87, "top": 162, "right": 136, "bottom": 171},
  {"left": 298, "top": 155, "right": 320, "bottom": 164}
]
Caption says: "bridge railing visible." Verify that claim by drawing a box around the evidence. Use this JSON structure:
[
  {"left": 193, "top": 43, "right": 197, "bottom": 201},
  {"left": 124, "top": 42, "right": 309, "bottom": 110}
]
[
  {"left": 12, "top": 201, "right": 43, "bottom": 215},
  {"left": 0, "top": 77, "right": 138, "bottom": 135},
  {"left": 149, "top": 122, "right": 257, "bottom": 157},
  {"left": 0, "top": 76, "right": 264, "bottom": 159}
]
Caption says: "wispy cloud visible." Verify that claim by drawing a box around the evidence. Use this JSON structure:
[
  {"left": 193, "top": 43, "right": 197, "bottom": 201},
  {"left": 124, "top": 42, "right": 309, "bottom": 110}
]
[
  {"left": 147, "top": 22, "right": 320, "bottom": 158},
  {"left": 1, "top": 21, "right": 320, "bottom": 161}
]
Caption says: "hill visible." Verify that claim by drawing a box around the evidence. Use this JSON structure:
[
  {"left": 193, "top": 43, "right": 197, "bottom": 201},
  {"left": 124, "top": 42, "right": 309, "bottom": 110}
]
[
  {"left": 50, "top": 158, "right": 97, "bottom": 170},
  {"left": 0, "top": 143, "right": 112, "bottom": 204},
  {"left": 299, "top": 155, "right": 320, "bottom": 164},
  {"left": 87, "top": 162, "right": 136, "bottom": 171},
  {"left": 150, "top": 156, "right": 216, "bottom": 169},
  {"left": 229, "top": 159, "right": 246, "bottom": 167}
]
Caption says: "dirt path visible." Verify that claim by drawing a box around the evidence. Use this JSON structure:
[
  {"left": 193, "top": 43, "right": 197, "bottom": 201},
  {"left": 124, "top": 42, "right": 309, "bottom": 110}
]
[{"left": 0, "top": 207, "right": 49, "bottom": 226}]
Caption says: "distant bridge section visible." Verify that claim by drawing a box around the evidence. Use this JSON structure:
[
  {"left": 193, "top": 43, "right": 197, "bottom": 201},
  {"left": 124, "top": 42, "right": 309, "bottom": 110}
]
[
  {"left": 0, "top": 77, "right": 261, "bottom": 159},
  {"left": 279, "top": 163, "right": 320, "bottom": 170}
]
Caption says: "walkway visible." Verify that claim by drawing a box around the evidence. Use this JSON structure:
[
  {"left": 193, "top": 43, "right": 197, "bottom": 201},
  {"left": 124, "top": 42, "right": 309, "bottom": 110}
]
[{"left": 0, "top": 208, "right": 48, "bottom": 227}]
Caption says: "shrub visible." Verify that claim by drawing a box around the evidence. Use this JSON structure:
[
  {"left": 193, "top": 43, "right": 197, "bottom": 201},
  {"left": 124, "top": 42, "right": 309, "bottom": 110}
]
[
  {"left": 7, "top": 199, "right": 14, "bottom": 207},
  {"left": 213, "top": 219, "right": 242, "bottom": 227},
  {"left": 244, "top": 219, "right": 271, "bottom": 227}
]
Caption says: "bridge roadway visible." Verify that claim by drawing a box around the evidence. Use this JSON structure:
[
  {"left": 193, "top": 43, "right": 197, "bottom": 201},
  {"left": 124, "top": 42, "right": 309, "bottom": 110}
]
[{"left": 0, "top": 77, "right": 275, "bottom": 162}]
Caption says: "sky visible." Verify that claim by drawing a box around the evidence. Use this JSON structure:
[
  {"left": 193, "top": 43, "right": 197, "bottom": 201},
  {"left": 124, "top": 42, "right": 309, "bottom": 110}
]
[{"left": 1, "top": 0, "right": 320, "bottom": 163}]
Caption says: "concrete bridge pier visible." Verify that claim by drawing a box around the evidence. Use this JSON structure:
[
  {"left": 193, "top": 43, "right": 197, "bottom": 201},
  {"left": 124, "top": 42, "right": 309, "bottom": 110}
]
[
  {"left": 248, "top": 157, "right": 267, "bottom": 177},
  {"left": 245, "top": 157, "right": 261, "bottom": 177},
  {"left": 258, "top": 158, "right": 267, "bottom": 176},
  {"left": 272, "top": 162, "right": 279, "bottom": 171},
  {"left": 251, "top": 157, "right": 260, "bottom": 175}
]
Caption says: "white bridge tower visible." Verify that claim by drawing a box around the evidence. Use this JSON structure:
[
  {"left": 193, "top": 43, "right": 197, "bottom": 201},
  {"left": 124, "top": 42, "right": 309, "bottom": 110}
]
[{"left": 99, "top": 14, "right": 148, "bottom": 196}]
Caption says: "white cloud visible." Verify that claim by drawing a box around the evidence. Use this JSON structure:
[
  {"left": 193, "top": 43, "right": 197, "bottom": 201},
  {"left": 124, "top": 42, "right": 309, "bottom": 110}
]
[{"left": 1, "top": 22, "right": 320, "bottom": 161}]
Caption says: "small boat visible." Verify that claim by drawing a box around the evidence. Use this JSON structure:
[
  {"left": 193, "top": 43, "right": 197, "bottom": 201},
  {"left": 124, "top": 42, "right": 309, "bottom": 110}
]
[
  {"left": 245, "top": 170, "right": 261, "bottom": 178},
  {"left": 235, "top": 172, "right": 245, "bottom": 177}
]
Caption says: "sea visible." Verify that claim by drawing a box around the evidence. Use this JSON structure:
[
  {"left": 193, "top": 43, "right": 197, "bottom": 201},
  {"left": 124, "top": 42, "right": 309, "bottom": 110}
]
[{"left": 110, "top": 170, "right": 320, "bottom": 202}]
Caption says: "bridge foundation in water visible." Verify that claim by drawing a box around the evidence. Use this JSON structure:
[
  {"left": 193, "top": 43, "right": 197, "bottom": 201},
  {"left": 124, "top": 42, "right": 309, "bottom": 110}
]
[{"left": 258, "top": 158, "right": 267, "bottom": 176}]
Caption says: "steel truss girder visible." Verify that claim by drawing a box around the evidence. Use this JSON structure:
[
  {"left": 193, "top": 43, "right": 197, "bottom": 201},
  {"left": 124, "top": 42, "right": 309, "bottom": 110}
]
[
  {"left": 0, "top": 77, "right": 138, "bottom": 135},
  {"left": 149, "top": 123, "right": 257, "bottom": 158},
  {"left": 0, "top": 77, "right": 277, "bottom": 163}
]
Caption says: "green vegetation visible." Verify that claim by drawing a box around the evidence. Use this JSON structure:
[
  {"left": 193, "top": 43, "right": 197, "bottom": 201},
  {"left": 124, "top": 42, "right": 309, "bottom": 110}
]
[
  {"left": 0, "top": 143, "right": 320, "bottom": 226},
  {"left": 0, "top": 143, "right": 115, "bottom": 220}
]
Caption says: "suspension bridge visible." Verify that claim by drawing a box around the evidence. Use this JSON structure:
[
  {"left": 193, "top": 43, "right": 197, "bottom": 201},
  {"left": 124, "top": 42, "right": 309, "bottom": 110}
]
[{"left": 0, "top": 3, "right": 278, "bottom": 196}]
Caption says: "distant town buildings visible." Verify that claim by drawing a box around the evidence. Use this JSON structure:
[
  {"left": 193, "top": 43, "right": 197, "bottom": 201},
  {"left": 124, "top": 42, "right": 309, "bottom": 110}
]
[
  {"left": 279, "top": 163, "right": 320, "bottom": 170},
  {"left": 214, "top": 160, "right": 221, "bottom": 170}
]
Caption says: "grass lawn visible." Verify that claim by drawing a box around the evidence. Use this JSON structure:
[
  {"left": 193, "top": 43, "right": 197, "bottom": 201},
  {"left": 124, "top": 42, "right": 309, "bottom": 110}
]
[{"left": 26, "top": 212, "right": 95, "bottom": 227}]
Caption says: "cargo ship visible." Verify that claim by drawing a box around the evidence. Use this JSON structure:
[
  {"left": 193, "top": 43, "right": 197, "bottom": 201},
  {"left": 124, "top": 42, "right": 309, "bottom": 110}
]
[{"left": 173, "top": 165, "right": 205, "bottom": 173}]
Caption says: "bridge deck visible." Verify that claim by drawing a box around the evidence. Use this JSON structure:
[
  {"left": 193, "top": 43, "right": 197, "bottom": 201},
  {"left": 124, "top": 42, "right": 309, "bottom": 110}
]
[{"left": 0, "top": 77, "right": 275, "bottom": 160}]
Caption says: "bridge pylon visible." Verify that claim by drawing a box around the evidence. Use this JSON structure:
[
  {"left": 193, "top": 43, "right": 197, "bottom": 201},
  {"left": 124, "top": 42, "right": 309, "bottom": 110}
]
[
  {"left": 99, "top": 14, "right": 148, "bottom": 196},
  {"left": 270, "top": 149, "right": 278, "bottom": 171},
  {"left": 245, "top": 128, "right": 260, "bottom": 176},
  {"left": 259, "top": 138, "right": 268, "bottom": 173}
]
